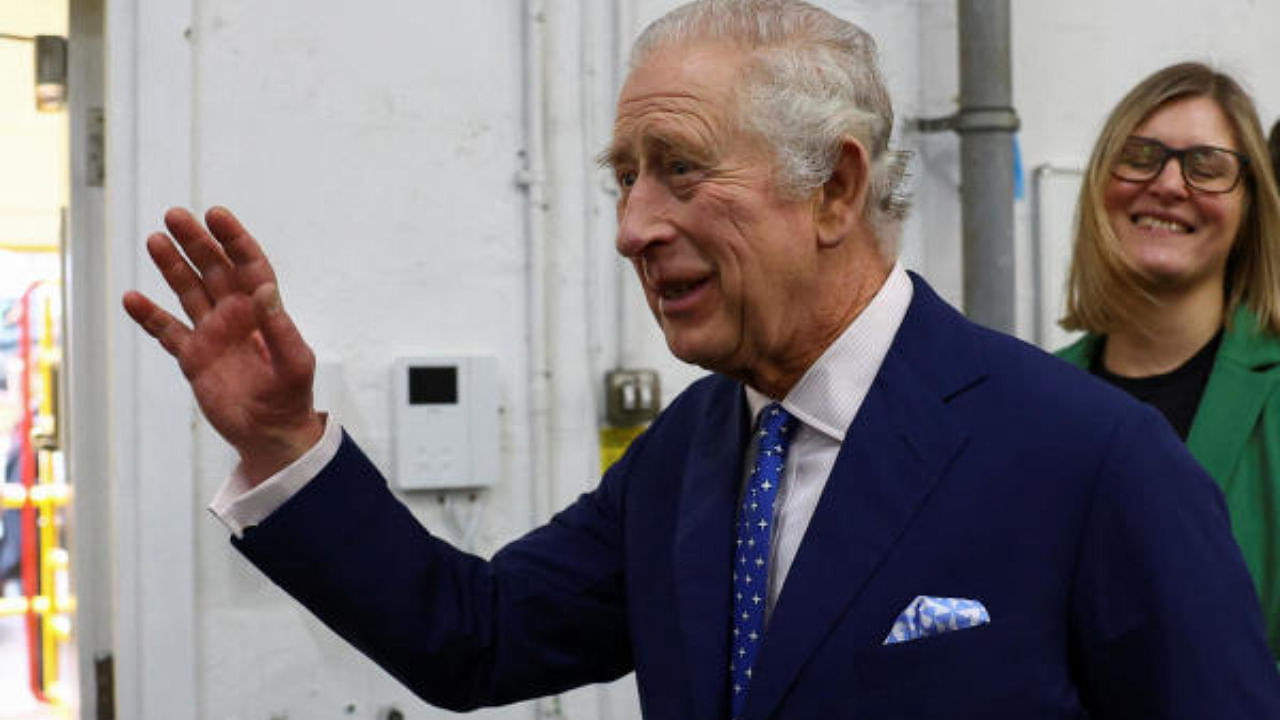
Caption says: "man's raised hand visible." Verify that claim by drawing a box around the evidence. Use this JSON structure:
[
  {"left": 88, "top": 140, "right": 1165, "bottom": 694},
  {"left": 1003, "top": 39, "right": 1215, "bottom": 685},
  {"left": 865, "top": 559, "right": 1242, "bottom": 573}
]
[{"left": 122, "top": 207, "right": 324, "bottom": 484}]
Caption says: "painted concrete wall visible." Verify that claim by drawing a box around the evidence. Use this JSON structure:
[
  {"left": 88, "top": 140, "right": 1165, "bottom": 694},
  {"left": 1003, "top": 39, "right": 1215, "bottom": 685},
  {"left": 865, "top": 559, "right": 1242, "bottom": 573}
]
[
  {"left": 92, "top": 1, "right": 1280, "bottom": 719},
  {"left": 188, "top": 4, "right": 532, "bottom": 718}
]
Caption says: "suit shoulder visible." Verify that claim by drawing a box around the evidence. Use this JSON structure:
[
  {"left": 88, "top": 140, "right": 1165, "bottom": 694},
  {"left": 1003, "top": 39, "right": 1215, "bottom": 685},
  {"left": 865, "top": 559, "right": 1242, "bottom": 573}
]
[{"left": 964, "top": 322, "right": 1155, "bottom": 431}]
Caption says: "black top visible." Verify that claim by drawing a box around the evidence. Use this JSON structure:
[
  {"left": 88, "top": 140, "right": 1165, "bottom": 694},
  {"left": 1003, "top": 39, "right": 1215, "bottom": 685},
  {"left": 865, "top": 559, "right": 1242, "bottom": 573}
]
[{"left": 1092, "top": 330, "right": 1223, "bottom": 441}]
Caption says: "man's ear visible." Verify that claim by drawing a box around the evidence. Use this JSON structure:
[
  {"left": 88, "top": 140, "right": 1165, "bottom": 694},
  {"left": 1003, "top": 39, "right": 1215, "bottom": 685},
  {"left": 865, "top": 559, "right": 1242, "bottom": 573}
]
[{"left": 814, "top": 137, "right": 871, "bottom": 248}]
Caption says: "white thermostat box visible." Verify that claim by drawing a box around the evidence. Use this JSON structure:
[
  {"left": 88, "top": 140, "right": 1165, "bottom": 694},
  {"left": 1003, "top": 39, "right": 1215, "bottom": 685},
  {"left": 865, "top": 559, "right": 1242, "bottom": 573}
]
[{"left": 391, "top": 356, "right": 498, "bottom": 490}]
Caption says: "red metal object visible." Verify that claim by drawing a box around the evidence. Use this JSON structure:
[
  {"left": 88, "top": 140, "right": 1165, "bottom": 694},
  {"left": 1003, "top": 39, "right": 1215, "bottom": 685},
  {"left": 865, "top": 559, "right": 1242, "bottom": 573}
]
[{"left": 18, "top": 281, "right": 48, "bottom": 702}]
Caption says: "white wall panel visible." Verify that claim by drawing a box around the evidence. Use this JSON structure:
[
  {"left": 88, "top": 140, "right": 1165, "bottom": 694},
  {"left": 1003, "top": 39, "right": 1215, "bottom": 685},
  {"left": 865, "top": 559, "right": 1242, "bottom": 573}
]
[{"left": 189, "top": 1, "right": 536, "bottom": 718}]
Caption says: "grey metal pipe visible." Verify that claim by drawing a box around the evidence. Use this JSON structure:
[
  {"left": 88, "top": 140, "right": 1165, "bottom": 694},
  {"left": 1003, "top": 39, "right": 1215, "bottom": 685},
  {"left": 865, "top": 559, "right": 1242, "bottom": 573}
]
[{"left": 958, "top": 0, "right": 1018, "bottom": 333}]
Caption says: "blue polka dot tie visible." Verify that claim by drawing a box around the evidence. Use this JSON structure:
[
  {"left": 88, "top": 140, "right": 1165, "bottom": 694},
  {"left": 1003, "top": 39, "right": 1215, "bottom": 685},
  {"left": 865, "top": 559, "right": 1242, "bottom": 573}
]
[{"left": 730, "top": 402, "right": 797, "bottom": 719}]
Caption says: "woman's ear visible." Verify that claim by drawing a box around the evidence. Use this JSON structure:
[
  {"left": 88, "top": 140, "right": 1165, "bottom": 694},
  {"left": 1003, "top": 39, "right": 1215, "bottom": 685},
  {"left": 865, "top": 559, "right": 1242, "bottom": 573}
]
[{"left": 814, "top": 137, "right": 872, "bottom": 248}]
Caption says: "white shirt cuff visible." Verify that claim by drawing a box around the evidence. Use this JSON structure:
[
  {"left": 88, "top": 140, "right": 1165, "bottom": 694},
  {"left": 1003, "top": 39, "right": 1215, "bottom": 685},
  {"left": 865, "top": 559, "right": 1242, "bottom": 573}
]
[{"left": 208, "top": 414, "right": 343, "bottom": 538}]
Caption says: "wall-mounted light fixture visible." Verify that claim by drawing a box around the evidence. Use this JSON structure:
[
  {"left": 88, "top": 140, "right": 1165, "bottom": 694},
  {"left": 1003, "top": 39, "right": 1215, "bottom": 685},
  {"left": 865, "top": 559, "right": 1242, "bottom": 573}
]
[
  {"left": 35, "top": 35, "right": 68, "bottom": 112},
  {"left": 0, "top": 32, "right": 68, "bottom": 113}
]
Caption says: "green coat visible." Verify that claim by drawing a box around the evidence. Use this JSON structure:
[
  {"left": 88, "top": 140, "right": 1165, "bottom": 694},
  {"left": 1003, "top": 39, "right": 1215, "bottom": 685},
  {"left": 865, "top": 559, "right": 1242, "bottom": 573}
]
[{"left": 1058, "top": 306, "right": 1280, "bottom": 662}]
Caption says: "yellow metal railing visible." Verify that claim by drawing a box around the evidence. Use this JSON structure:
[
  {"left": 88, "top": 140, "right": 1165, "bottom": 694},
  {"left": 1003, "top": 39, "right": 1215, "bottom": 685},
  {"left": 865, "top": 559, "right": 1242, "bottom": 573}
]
[
  {"left": 10, "top": 283, "right": 73, "bottom": 709},
  {"left": 0, "top": 591, "right": 77, "bottom": 617},
  {"left": 36, "top": 294, "right": 71, "bottom": 704},
  {"left": 1, "top": 482, "right": 71, "bottom": 509}
]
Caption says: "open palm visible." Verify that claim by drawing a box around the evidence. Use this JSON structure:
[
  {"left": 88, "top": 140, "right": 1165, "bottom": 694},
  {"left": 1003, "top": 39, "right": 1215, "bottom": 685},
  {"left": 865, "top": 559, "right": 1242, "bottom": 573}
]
[{"left": 122, "top": 207, "right": 324, "bottom": 482}]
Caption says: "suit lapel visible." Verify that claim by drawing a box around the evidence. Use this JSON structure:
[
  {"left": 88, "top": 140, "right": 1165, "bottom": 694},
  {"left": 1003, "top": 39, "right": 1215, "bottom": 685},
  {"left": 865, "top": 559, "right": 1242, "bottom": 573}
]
[
  {"left": 673, "top": 380, "right": 749, "bottom": 720},
  {"left": 745, "top": 275, "right": 982, "bottom": 719},
  {"left": 1187, "top": 309, "right": 1280, "bottom": 488}
]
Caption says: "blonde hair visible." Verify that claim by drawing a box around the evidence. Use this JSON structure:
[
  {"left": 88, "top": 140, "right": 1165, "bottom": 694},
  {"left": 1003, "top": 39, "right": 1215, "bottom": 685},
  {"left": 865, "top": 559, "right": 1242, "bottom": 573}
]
[
  {"left": 1061, "top": 62, "right": 1280, "bottom": 335},
  {"left": 1270, "top": 118, "right": 1280, "bottom": 180}
]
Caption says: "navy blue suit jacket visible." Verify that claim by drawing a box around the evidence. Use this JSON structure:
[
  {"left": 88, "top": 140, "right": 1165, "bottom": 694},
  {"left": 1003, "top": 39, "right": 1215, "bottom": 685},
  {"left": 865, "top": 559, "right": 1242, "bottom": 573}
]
[{"left": 235, "top": 275, "right": 1280, "bottom": 718}]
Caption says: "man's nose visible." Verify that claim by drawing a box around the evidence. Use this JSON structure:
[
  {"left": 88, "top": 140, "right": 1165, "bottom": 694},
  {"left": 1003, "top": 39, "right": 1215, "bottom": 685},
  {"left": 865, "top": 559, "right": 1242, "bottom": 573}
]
[{"left": 615, "top": 176, "right": 676, "bottom": 259}]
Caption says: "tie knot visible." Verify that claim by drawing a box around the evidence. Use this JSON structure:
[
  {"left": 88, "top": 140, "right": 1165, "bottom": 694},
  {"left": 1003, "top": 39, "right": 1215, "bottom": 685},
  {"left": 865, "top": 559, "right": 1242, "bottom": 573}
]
[{"left": 758, "top": 403, "right": 795, "bottom": 444}]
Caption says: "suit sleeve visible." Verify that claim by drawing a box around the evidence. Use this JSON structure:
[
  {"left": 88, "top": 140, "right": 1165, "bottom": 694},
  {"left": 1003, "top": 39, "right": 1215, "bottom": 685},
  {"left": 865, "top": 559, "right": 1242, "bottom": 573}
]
[
  {"left": 1071, "top": 404, "right": 1280, "bottom": 717},
  {"left": 231, "top": 430, "right": 635, "bottom": 711}
]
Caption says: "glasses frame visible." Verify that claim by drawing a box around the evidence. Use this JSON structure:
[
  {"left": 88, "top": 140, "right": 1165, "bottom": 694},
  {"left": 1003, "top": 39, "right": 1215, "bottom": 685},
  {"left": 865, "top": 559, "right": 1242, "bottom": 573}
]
[{"left": 1111, "top": 135, "right": 1251, "bottom": 194}]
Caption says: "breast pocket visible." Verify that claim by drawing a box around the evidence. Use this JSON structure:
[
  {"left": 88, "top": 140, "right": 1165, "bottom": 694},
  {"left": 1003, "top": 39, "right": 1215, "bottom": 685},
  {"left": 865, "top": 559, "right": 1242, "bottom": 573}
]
[
  {"left": 856, "top": 619, "right": 1085, "bottom": 719},
  {"left": 858, "top": 621, "right": 998, "bottom": 692}
]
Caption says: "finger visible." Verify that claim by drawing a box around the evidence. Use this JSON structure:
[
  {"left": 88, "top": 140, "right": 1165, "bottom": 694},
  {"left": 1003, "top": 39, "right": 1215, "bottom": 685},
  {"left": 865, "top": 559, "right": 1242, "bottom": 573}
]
[
  {"left": 146, "top": 232, "right": 214, "bottom": 321},
  {"left": 251, "top": 283, "right": 315, "bottom": 386},
  {"left": 122, "top": 290, "right": 192, "bottom": 360},
  {"left": 204, "top": 206, "right": 280, "bottom": 293},
  {"left": 163, "top": 207, "right": 237, "bottom": 301}
]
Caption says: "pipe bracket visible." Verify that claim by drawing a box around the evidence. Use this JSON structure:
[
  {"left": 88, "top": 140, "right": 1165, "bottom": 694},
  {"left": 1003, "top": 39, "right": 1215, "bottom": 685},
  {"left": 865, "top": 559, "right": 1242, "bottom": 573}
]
[{"left": 914, "top": 106, "right": 1020, "bottom": 135}]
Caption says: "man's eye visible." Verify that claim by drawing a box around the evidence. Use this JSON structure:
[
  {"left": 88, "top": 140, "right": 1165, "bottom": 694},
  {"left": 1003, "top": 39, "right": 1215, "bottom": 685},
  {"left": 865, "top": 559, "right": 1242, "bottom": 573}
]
[
  {"left": 618, "top": 170, "right": 637, "bottom": 188},
  {"left": 669, "top": 160, "right": 696, "bottom": 177}
]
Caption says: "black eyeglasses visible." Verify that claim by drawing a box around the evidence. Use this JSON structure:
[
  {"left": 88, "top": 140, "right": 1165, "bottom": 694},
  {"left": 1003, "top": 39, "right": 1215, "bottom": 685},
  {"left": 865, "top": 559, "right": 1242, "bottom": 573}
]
[{"left": 1112, "top": 136, "right": 1250, "bottom": 194}]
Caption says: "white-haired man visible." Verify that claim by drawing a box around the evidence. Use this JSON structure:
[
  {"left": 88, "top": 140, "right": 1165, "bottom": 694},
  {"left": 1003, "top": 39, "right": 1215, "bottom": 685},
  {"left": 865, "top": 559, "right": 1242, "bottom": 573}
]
[{"left": 125, "top": 1, "right": 1280, "bottom": 717}]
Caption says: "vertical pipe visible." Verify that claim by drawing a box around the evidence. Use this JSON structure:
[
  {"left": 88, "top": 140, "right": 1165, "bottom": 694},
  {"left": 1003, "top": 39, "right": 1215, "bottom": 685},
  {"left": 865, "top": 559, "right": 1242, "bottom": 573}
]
[
  {"left": 1030, "top": 164, "right": 1048, "bottom": 346},
  {"left": 521, "top": 0, "right": 552, "bottom": 528},
  {"left": 612, "top": 0, "right": 633, "bottom": 368},
  {"left": 958, "top": 0, "right": 1016, "bottom": 332},
  {"left": 18, "top": 285, "right": 45, "bottom": 702}
]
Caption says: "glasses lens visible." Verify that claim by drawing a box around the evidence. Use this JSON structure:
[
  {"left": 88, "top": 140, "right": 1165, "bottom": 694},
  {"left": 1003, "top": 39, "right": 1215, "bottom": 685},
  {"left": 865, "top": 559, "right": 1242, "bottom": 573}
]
[
  {"left": 1114, "top": 138, "right": 1166, "bottom": 181},
  {"left": 1184, "top": 147, "right": 1240, "bottom": 193},
  {"left": 1113, "top": 137, "right": 1244, "bottom": 193}
]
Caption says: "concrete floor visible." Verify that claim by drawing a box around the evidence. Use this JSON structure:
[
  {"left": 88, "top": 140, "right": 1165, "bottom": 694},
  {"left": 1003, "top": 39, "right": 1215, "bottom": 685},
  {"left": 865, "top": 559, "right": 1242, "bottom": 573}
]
[{"left": 0, "top": 612, "right": 70, "bottom": 720}]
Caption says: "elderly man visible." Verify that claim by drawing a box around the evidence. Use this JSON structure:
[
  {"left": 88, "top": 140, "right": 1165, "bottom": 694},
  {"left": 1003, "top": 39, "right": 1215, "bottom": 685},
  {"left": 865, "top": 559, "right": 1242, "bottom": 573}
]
[{"left": 124, "top": 0, "right": 1280, "bottom": 717}]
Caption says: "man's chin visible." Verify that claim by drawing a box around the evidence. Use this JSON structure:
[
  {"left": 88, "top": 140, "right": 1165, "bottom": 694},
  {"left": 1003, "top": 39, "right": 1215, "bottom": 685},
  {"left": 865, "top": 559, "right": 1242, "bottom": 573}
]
[{"left": 664, "top": 337, "right": 736, "bottom": 374}]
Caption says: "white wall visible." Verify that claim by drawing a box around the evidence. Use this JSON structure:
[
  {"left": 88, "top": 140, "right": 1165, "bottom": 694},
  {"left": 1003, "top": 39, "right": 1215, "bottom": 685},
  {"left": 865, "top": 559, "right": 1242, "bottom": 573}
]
[
  {"left": 190, "top": 3, "right": 537, "bottom": 718},
  {"left": 65, "top": 0, "right": 109, "bottom": 717},
  {"left": 90, "top": 1, "right": 1280, "bottom": 719}
]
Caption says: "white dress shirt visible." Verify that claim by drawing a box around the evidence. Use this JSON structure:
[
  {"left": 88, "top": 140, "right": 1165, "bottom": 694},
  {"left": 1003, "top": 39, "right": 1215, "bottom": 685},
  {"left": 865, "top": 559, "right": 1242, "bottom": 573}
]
[
  {"left": 210, "top": 263, "right": 915, "bottom": 610},
  {"left": 741, "top": 262, "right": 912, "bottom": 621},
  {"left": 209, "top": 412, "right": 343, "bottom": 538}
]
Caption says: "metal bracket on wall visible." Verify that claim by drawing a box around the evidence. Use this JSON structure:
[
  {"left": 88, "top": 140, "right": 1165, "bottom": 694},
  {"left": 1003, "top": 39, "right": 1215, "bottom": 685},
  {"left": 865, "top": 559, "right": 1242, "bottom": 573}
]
[
  {"left": 87, "top": 107, "right": 105, "bottom": 187},
  {"left": 913, "top": 106, "right": 1020, "bottom": 135},
  {"left": 95, "top": 653, "right": 115, "bottom": 720}
]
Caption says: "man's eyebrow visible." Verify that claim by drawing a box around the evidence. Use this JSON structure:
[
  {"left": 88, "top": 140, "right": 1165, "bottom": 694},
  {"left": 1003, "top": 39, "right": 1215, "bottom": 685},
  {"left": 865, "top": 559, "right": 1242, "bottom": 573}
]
[
  {"left": 596, "top": 141, "right": 627, "bottom": 170},
  {"left": 597, "top": 131, "right": 715, "bottom": 170}
]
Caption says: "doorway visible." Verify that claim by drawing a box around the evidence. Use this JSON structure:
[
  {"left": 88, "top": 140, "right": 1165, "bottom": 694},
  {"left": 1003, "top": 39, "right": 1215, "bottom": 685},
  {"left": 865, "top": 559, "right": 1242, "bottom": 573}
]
[{"left": 0, "top": 2, "right": 74, "bottom": 719}]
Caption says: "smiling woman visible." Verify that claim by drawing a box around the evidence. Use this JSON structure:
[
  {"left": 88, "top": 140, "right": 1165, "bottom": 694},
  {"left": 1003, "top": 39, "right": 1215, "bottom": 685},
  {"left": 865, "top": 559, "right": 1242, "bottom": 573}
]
[{"left": 1055, "top": 62, "right": 1280, "bottom": 664}]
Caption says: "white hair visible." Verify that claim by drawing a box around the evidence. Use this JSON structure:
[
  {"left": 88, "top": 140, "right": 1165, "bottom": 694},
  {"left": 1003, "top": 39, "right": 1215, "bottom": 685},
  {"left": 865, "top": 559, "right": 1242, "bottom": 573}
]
[{"left": 630, "top": 0, "right": 912, "bottom": 248}]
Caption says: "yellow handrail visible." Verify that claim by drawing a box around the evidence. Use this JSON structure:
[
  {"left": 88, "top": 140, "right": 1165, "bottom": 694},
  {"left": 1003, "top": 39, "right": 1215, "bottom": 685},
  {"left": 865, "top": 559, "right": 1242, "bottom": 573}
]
[
  {"left": 0, "top": 483, "right": 71, "bottom": 509},
  {"left": 0, "top": 242, "right": 59, "bottom": 254},
  {"left": 37, "top": 294, "right": 65, "bottom": 703},
  {"left": 0, "top": 594, "right": 77, "bottom": 617}
]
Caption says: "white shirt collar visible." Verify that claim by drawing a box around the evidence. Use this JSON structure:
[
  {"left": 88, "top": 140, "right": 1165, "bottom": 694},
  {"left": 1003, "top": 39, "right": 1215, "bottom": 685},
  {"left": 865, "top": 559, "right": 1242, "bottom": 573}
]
[{"left": 745, "top": 261, "right": 913, "bottom": 440}]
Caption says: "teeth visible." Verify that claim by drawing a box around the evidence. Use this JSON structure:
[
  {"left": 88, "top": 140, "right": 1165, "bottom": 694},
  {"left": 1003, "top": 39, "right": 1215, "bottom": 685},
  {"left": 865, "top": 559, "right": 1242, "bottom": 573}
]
[
  {"left": 661, "top": 281, "right": 699, "bottom": 300},
  {"left": 1134, "top": 215, "right": 1191, "bottom": 233}
]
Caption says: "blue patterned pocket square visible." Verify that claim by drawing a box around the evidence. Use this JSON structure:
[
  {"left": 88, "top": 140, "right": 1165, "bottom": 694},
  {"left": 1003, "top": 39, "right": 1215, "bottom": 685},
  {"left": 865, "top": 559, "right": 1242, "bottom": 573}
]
[{"left": 883, "top": 595, "right": 990, "bottom": 645}]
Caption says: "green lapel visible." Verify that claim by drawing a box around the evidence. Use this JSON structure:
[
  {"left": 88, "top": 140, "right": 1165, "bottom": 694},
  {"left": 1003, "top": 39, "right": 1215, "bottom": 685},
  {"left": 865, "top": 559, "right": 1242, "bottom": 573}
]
[
  {"left": 1186, "top": 307, "right": 1280, "bottom": 487},
  {"left": 1055, "top": 334, "right": 1101, "bottom": 371},
  {"left": 1055, "top": 310, "right": 1280, "bottom": 488}
]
